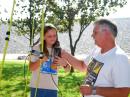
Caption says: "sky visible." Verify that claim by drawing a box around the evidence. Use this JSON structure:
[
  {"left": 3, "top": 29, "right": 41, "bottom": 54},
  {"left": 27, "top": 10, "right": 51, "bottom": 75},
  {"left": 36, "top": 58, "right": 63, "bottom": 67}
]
[
  {"left": 105, "top": 0, "right": 130, "bottom": 18},
  {"left": 0, "top": 0, "right": 130, "bottom": 20}
]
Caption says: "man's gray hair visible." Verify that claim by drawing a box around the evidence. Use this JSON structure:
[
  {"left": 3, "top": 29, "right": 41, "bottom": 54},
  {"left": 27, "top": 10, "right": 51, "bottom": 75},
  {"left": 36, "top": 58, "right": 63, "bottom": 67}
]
[{"left": 94, "top": 19, "right": 118, "bottom": 37}]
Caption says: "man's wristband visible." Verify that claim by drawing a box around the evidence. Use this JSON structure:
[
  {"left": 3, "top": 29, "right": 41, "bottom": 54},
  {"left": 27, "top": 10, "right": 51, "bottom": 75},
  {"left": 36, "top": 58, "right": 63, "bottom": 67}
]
[
  {"left": 92, "top": 86, "right": 96, "bottom": 95},
  {"left": 63, "top": 63, "right": 68, "bottom": 68}
]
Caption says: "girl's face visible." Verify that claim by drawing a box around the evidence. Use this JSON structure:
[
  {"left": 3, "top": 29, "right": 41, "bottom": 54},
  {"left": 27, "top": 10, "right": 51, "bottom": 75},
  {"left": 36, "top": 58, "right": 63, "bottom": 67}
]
[{"left": 44, "top": 28, "right": 57, "bottom": 47}]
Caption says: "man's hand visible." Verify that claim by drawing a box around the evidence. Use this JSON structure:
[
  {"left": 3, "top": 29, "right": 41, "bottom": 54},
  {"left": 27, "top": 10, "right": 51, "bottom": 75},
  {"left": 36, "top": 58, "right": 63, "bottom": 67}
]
[
  {"left": 61, "top": 50, "right": 87, "bottom": 71},
  {"left": 80, "top": 85, "right": 92, "bottom": 96},
  {"left": 61, "top": 49, "right": 66, "bottom": 58},
  {"left": 53, "top": 56, "right": 71, "bottom": 71}
]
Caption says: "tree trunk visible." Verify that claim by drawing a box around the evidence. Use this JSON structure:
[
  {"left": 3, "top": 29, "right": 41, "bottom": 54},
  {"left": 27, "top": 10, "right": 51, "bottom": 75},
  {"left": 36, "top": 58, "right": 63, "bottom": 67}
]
[
  {"left": 29, "top": 0, "right": 33, "bottom": 47},
  {"left": 68, "top": 25, "right": 87, "bottom": 73},
  {"left": 68, "top": 23, "right": 75, "bottom": 73}
]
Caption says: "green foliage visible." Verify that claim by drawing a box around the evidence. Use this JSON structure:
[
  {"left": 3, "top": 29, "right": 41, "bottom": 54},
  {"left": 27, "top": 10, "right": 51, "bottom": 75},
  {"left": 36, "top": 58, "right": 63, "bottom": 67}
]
[
  {"left": 52, "top": 0, "right": 127, "bottom": 55},
  {"left": 129, "top": 93, "right": 130, "bottom": 97},
  {"left": 13, "top": 0, "right": 59, "bottom": 45}
]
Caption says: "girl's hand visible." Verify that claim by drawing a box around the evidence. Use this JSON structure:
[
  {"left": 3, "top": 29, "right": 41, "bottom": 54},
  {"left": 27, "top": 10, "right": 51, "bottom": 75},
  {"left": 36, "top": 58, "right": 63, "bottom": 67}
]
[
  {"left": 41, "top": 56, "right": 48, "bottom": 63},
  {"left": 54, "top": 56, "right": 68, "bottom": 67}
]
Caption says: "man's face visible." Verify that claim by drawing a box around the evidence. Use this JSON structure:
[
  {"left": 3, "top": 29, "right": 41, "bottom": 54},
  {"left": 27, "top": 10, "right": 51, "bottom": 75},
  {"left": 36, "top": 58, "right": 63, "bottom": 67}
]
[{"left": 91, "top": 25, "right": 106, "bottom": 47}]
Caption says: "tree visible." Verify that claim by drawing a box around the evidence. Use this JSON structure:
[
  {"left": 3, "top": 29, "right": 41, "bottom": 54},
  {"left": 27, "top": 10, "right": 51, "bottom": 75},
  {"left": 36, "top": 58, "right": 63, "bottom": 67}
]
[
  {"left": 13, "top": 0, "right": 127, "bottom": 73},
  {"left": 49, "top": 0, "right": 127, "bottom": 72},
  {"left": 51, "top": 0, "right": 127, "bottom": 55},
  {"left": 13, "top": 0, "right": 58, "bottom": 46}
]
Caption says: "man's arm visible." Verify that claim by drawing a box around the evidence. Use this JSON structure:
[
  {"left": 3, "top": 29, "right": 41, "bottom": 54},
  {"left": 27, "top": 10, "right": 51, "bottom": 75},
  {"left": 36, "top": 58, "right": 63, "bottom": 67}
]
[
  {"left": 80, "top": 85, "right": 130, "bottom": 97},
  {"left": 61, "top": 50, "right": 87, "bottom": 72},
  {"left": 96, "top": 87, "right": 130, "bottom": 97}
]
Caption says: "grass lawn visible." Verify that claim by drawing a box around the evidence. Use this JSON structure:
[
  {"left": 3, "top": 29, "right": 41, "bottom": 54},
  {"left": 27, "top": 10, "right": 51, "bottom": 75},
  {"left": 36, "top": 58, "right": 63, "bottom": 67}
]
[{"left": 0, "top": 60, "right": 85, "bottom": 97}]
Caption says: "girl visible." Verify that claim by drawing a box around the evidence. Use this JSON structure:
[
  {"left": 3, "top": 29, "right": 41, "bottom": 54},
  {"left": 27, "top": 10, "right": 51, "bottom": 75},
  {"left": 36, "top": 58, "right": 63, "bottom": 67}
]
[{"left": 29, "top": 24, "right": 70, "bottom": 97}]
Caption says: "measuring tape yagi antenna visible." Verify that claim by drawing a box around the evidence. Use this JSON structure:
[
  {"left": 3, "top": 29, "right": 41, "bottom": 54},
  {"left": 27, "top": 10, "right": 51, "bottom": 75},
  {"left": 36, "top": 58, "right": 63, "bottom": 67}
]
[{"left": 0, "top": 0, "right": 16, "bottom": 87}]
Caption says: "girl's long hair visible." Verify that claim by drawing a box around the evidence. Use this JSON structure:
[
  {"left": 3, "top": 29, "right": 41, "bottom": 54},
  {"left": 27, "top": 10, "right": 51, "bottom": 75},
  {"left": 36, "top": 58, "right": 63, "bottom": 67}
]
[{"left": 34, "top": 24, "right": 60, "bottom": 56}]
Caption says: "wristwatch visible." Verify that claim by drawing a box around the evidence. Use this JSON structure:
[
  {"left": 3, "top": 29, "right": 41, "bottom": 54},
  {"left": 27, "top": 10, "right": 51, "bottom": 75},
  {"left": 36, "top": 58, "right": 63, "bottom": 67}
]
[{"left": 92, "top": 86, "right": 96, "bottom": 95}]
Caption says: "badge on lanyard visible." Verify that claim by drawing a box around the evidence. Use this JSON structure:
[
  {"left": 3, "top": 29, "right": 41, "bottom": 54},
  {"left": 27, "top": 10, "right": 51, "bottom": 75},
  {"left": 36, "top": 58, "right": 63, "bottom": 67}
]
[{"left": 84, "top": 58, "right": 104, "bottom": 86}]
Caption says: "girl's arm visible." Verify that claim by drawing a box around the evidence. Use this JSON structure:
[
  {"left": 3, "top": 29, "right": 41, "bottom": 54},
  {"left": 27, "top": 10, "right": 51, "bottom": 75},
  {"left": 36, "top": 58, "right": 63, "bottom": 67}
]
[
  {"left": 29, "top": 59, "right": 40, "bottom": 71},
  {"left": 29, "top": 56, "right": 48, "bottom": 71}
]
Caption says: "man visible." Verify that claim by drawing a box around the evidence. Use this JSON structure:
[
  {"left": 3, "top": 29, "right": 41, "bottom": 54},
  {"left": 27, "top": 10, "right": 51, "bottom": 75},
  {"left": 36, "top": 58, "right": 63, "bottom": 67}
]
[{"left": 54, "top": 19, "right": 130, "bottom": 97}]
